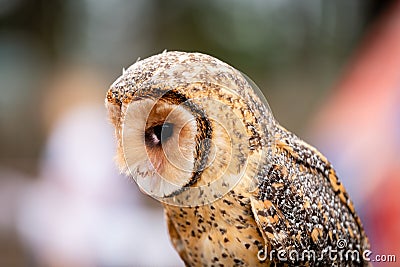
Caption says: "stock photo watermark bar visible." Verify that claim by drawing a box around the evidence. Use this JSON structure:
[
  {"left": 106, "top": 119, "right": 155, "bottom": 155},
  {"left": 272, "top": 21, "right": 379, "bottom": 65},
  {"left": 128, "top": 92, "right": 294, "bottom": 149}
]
[{"left": 258, "top": 239, "right": 396, "bottom": 263}]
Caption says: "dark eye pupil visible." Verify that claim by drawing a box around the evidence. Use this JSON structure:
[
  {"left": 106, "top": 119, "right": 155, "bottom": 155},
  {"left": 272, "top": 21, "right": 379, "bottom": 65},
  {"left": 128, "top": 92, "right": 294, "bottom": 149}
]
[
  {"left": 154, "top": 123, "right": 173, "bottom": 142},
  {"left": 146, "top": 123, "right": 174, "bottom": 147}
]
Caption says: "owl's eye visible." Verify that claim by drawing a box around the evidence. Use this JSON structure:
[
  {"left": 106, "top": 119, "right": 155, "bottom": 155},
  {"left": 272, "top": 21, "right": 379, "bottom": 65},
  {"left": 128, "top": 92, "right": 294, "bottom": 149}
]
[{"left": 145, "top": 123, "right": 174, "bottom": 147}]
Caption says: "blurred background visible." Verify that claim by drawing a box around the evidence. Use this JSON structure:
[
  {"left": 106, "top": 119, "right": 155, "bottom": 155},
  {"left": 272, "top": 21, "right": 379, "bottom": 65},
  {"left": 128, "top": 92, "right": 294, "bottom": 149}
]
[{"left": 0, "top": 0, "right": 399, "bottom": 266}]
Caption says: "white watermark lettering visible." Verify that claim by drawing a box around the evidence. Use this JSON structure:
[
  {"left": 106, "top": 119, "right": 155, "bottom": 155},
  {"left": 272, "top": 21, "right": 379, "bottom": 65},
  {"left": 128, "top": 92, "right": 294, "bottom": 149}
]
[{"left": 257, "top": 239, "right": 397, "bottom": 263}]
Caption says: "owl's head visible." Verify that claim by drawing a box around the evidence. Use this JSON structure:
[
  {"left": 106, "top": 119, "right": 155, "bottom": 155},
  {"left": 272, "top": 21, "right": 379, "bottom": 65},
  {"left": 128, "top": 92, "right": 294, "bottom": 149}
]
[{"left": 106, "top": 51, "right": 275, "bottom": 206}]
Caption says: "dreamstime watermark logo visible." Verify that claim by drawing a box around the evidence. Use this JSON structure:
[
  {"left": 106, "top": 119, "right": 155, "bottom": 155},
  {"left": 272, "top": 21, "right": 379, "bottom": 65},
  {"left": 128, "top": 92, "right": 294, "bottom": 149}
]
[{"left": 257, "top": 239, "right": 397, "bottom": 263}]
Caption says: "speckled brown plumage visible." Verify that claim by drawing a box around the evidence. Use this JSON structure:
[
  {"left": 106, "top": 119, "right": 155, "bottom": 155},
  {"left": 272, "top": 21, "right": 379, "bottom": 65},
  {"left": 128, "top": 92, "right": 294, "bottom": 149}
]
[{"left": 105, "top": 51, "right": 370, "bottom": 266}]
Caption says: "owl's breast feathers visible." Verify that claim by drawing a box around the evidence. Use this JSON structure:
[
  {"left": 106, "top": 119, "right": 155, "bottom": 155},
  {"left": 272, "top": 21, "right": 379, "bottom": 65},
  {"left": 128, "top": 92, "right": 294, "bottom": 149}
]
[{"left": 165, "top": 124, "right": 369, "bottom": 266}]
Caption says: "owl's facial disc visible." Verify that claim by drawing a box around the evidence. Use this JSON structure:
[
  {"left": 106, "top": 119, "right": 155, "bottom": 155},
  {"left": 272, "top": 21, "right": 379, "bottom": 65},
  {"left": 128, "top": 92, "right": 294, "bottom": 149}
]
[
  {"left": 119, "top": 84, "right": 259, "bottom": 207},
  {"left": 122, "top": 97, "right": 199, "bottom": 198}
]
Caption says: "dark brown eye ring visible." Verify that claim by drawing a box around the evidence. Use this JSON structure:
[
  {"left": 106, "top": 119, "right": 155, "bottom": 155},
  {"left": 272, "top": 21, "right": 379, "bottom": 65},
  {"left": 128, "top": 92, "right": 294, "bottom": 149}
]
[{"left": 145, "top": 123, "right": 174, "bottom": 147}]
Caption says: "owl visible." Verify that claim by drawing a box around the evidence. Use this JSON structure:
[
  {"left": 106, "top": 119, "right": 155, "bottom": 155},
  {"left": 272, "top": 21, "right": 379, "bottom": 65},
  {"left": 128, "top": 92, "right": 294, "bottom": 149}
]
[{"left": 105, "top": 51, "right": 370, "bottom": 266}]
